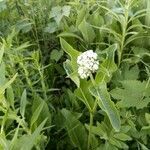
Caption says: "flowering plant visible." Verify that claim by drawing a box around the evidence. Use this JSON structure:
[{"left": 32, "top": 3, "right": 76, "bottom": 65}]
[{"left": 60, "top": 38, "right": 121, "bottom": 149}]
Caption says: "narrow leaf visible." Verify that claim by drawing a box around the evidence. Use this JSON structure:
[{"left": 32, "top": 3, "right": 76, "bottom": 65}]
[{"left": 20, "top": 89, "right": 27, "bottom": 118}]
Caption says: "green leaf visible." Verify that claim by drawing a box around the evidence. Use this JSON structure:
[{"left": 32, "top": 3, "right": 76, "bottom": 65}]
[
  {"left": 50, "top": 49, "right": 63, "bottom": 62},
  {"left": 76, "top": 7, "right": 87, "bottom": 26},
  {"left": 138, "top": 142, "right": 149, "bottom": 150},
  {"left": 78, "top": 19, "right": 96, "bottom": 43},
  {"left": 44, "top": 22, "right": 58, "bottom": 33},
  {"left": 0, "top": 74, "right": 17, "bottom": 95},
  {"left": 6, "top": 86, "right": 14, "bottom": 109},
  {"left": 61, "top": 109, "right": 87, "bottom": 150},
  {"left": 63, "top": 60, "right": 80, "bottom": 87},
  {"left": 89, "top": 83, "right": 121, "bottom": 131},
  {"left": 15, "top": 19, "right": 32, "bottom": 33},
  {"left": 0, "top": 44, "right": 4, "bottom": 64},
  {"left": 96, "top": 44, "right": 118, "bottom": 83},
  {"left": 110, "top": 80, "right": 150, "bottom": 109},
  {"left": 62, "top": 5, "right": 71, "bottom": 17},
  {"left": 0, "top": 0, "right": 7, "bottom": 12},
  {"left": 12, "top": 120, "right": 47, "bottom": 150},
  {"left": 58, "top": 32, "right": 83, "bottom": 41},
  {"left": 60, "top": 38, "right": 80, "bottom": 87},
  {"left": 50, "top": 6, "right": 71, "bottom": 24},
  {"left": 85, "top": 122, "right": 108, "bottom": 140},
  {"left": 122, "top": 63, "right": 139, "bottom": 80},
  {"left": 20, "top": 89, "right": 27, "bottom": 118},
  {"left": 114, "top": 133, "right": 132, "bottom": 141},
  {"left": 32, "top": 96, "right": 51, "bottom": 128},
  {"left": 30, "top": 101, "right": 44, "bottom": 128},
  {"left": 0, "top": 62, "right": 5, "bottom": 86},
  {"left": 0, "top": 134, "right": 10, "bottom": 150},
  {"left": 145, "top": 113, "right": 150, "bottom": 125},
  {"left": 75, "top": 80, "right": 95, "bottom": 110},
  {"left": 109, "top": 137, "right": 128, "bottom": 149},
  {"left": 60, "top": 38, "right": 79, "bottom": 69}
]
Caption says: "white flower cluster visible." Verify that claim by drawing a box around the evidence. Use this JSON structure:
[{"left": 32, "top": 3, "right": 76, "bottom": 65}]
[{"left": 77, "top": 50, "right": 99, "bottom": 79}]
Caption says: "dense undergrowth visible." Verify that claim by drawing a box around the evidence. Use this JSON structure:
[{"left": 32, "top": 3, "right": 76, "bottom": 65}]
[{"left": 0, "top": 0, "right": 150, "bottom": 149}]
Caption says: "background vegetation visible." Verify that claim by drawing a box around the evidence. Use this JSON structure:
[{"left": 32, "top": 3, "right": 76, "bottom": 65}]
[{"left": 0, "top": 0, "right": 150, "bottom": 149}]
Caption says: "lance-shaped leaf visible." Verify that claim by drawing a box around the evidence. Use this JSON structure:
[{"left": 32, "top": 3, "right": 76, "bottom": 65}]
[
  {"left": 0, "top": 44, "right": 4, "bottom": 64},
  {"left": 20, "top": 89, "right": 27, "bottom": 118},
  {"left": 60, "top": 38, "right": 80, "bottom": 87},
  {"left": 0, "top": 74, "right": 17, "bottom": 95},
  {"left": 89, "top": 83, "right": 121, "bottom": 131}
]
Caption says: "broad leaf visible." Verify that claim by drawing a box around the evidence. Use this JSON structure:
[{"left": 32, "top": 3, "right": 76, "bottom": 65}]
[
  {"left": 78, "top": 19, "right": 96, "bottom": 43},
  {"left": 89, "top": 83, "right": 121, "bottom": 131},
  {"left": 75, "top": 80, "right": 95, "bottom": 110},
  {"left": 12, "top": 120, "right": 47, "bottom": 150},
  {"left": 61, "top": 109, "right": 87, "bottom": 150},
  {"left": 111, "top": 80, "right": 150, "bottom": 109},
  {"left": 96, "top": 44, "right": 118, "bottom": 83}
]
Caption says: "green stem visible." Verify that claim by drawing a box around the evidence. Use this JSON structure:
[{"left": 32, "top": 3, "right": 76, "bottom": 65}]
[
  {"left": 90, "top": 74, "right": 96, "bottom": 86},
  {"left": 87, "top": 112, "right": 93, "bottom": 150},
  {"left": 119, "top": 1, "right": 130, "bottom": 66},
  {"left": 87, "top": 74, "right": 97, "bottom": 150},
  {"left": 39, "top": 68, "right": 47, "bottom": 100}
]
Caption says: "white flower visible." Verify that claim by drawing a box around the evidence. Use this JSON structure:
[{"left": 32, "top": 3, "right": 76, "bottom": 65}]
[{"left": 77, "top": 50, "right": 99, "bottom": 79}]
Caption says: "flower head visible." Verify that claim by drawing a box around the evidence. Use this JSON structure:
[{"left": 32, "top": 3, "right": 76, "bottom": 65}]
[{"left": 77, "top": 50, "right": 99, "bottom": 79}]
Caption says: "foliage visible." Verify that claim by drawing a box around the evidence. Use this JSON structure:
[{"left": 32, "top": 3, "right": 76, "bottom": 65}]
[{"left": 0, "top": 0, "right": 150, "bottom": 149}]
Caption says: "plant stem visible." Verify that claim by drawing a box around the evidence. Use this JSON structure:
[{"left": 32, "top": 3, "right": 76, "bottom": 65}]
[
  {"left": 119, "top": 0, "right": 129, "bottom": 66},
  {"left": 87, "top": 112, "right": 93, "bottom": 150}
]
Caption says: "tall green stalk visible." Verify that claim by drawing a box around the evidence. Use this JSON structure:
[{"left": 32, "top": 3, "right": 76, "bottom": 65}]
[
  {"left": 119, "top": 0, "right": 131, "bottom": 66},
  {"left": 87, "top": 112, "right": 93, "bottom": 150}
]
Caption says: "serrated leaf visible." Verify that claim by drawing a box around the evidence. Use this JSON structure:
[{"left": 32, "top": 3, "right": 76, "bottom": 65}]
[
  {"left": 111, "top": 80, "right": 150, "bottom": 109},
  {"left": 123, "top": 64, "right": 139, "bottom": 80}
]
